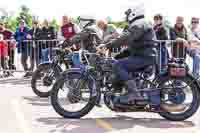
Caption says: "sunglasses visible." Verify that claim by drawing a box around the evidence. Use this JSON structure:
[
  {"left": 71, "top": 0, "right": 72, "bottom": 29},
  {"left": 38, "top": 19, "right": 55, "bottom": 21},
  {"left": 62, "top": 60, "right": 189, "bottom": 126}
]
[
  {"left": 192, "top": 21, "right": 199, "bottom": 24},
  {"left": 154, "top": 18, "right": 161, "bottom": 21}
]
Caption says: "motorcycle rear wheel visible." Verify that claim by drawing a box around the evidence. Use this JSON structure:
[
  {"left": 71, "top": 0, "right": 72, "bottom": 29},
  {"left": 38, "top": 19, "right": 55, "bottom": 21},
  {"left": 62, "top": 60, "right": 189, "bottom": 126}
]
[{"left": 157, "top": 75, "right": 200, "bottom": 121}]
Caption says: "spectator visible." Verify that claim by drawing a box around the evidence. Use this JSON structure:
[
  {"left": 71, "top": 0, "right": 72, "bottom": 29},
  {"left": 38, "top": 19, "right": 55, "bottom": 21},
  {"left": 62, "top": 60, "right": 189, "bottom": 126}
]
[
  {"left": 188, "top": 17, "right": 200, "bottom": 76},
  {"left": 97, "top": 19, "right": 119, "bottom": 43},
  {"left": 169, "top": 16, "right": 188, "bottom": 59},
  {"left": 97, "top": 19, "right": 119, "bottom": 55},
  {"left": 57, "top": 15, "right": 80, "bottom": 49},
  {"left": 0, "top": 34, "right": 8, "bottom": 71},
  {"left": 27, "top": 20, "right": 42, "bottom": 71},
  {"left": 153, "top": 14, "right": 169, "bottom": 72},
  {"left": 0, "top": 21, "right": 16, "bottom": 71},
  {"left": 14, "top": 19, "right": 30, "bottom": 77},
  {"left": 190, "top": 17, "right": 200, "bottom": 37},
  {"left": 169, "top": 16, "right": 198, "bottom": 87},
  {"left": 39, "top": 19, "right": 56, "bottom": 62},
  {"left": 57, "top": 15, "right": 80, "bottom": 41},
  {"left": 57, "top": 15, "right": 81, "bottom": 67}
]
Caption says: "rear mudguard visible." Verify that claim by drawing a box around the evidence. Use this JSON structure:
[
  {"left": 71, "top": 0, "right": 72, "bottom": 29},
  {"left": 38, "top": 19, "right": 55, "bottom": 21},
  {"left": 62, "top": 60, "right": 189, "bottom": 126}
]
[
  {"left": 153, "top": 72, "right": 200, "bottom": 93},
  {"left": 61, "top": 68, "right": 99, "bottom": 98}
]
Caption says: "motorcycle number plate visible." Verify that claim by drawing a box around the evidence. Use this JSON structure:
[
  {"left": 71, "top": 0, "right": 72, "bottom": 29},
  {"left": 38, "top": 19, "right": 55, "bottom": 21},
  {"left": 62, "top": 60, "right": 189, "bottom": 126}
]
[{"left": 170, "top": 67, "right": 186, "bottom": 77}]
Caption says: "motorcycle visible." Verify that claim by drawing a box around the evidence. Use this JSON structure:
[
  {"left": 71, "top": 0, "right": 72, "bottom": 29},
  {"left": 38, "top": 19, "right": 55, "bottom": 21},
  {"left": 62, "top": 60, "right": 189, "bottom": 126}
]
[
  {"left": 50, "top": 42, "right": 200, "bottom": 121},
  {"left": 31, "top": 18, "right": 102, "bottom": 98},
  {"left": 31, "top": 40, "right": 76, "bottom": 97}
]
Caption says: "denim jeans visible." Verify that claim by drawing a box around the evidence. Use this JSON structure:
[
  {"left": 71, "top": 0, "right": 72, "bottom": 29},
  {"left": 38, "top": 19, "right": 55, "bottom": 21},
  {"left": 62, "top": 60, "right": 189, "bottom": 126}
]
[
  {"left": 42, "top": 48, "right": 49, "bottom": 62},
  {"left": 159, "top": 44, "right": 169, "bottom": 73},
  {"left": 193, "top": 53, "right": 200, "bottom": 76},
  {"left": 113, "top": 56, "right": 155, "bottom": 81},
  {"left": 187, "top": 49, "right": 200, "bottom": 76}
]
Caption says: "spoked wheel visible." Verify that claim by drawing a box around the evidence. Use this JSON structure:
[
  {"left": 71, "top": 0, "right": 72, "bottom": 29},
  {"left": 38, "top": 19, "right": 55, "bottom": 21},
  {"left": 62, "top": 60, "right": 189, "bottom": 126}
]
[
  {"left": 158, "top": 76, "right": 200, "bottom": 121},
  {"left": 67, "top": 80, "right": 82, "bottom": 103},
  {"left": 31, "top": 64, "right": 61, "bottom": 97},
  {"left": 50, "top": 72, "right": 98, "bottom": 118}
]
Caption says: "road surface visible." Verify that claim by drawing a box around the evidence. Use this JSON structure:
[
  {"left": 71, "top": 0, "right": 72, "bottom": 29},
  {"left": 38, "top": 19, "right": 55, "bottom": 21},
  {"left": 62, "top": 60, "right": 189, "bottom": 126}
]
[{"left": 0, "top": 72, "right": 199, "bottom": 133}]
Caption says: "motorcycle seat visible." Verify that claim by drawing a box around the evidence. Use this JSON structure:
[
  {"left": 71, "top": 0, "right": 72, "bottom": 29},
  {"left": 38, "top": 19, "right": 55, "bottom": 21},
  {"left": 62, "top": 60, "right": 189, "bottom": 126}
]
[{"left": 132, "top": 64, "right": 157, "bottom": 78}]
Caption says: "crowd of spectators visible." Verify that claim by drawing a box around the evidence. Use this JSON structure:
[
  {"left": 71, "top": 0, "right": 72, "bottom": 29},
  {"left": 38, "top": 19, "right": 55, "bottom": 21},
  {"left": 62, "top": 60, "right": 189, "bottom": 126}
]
[{"left": 0, "top": 14, "right": 200, "bottom": 78}]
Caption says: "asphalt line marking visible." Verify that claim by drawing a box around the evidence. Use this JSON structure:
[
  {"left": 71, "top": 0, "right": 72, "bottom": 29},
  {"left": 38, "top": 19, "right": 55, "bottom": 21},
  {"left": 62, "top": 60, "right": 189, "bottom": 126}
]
[
  {"left": 11, "top": 99, "right": 32, "bottom": 133},
  {"left": 96, "top": 118, "right": 115, "bottom": 131}
]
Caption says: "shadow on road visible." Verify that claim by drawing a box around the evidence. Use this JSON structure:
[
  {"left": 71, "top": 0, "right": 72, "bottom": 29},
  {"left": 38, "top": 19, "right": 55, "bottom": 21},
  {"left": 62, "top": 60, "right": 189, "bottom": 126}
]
[
  {"left": 0, "top": 77, "right": 31, "bottom": 85},
  {"left": 23, "top": 96, "right": 90, "bottom": 107},
  {"left": 23, "top": 96, "right": 51, "bottom": 106},
  {"left": 36, "top": 115, "right": 195, "bottom": 133}
]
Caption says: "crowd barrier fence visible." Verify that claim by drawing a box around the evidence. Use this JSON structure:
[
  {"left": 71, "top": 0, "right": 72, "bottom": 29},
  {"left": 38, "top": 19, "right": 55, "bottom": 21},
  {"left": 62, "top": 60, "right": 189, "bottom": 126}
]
[{"left": 0, "top": 39, "right": 192, "bottom": 76}]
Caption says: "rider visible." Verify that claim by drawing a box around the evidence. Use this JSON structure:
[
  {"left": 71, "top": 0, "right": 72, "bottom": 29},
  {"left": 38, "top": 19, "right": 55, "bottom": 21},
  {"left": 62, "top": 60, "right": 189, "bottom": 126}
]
[
  {"left": 105, "top": 4, "right": 158, "bottom": 105},
  {"left": 70, "top": 15, "right": 103, "bottom": 53}
]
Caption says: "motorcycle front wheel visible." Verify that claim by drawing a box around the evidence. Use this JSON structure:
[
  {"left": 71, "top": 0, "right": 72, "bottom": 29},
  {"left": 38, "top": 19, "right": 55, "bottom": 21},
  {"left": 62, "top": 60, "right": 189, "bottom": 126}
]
[
  {"left": 50, "top": 71, "right": 98, "bottom": 118},
  {"left": 31, "top": 63, "right": 62, "bottom": 97}
]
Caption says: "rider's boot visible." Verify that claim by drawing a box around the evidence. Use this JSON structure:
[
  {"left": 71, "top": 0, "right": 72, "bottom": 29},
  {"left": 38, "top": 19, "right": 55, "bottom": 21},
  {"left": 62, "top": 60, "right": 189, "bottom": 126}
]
[{"left": 113, "top": 80, "right": 144, "bottom": 105}]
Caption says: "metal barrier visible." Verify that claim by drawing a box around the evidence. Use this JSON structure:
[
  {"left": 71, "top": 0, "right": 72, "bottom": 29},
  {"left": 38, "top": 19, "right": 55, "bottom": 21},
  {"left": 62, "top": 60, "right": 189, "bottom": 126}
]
[
  {"left": 0, "top": 39, "right": 192, "bottom": 77},
  {"left": 0, "top": 39, "right": 59, "bottom": 74}
]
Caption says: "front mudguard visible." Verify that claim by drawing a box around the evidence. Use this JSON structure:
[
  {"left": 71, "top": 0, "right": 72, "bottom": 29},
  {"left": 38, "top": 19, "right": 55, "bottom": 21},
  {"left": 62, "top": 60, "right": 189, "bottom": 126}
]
[
  {"left": 36, "top": 62, "right": 63, "bottom": 79},
  {"left": 60, "top": 68, "right": 100, "bottom": 98}
]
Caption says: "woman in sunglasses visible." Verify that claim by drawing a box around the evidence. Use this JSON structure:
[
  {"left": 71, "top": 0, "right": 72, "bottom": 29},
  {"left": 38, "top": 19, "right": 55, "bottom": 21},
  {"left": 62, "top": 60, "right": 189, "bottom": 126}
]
[{"left": 188, "top": 17, "right": 200, "bottom": 77}]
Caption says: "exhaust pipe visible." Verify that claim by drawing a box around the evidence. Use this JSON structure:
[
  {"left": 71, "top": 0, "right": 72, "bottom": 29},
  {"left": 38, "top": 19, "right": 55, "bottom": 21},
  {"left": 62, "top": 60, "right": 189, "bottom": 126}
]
[{"left": 161, "top": 104, "right": 187, "bottom": 112}]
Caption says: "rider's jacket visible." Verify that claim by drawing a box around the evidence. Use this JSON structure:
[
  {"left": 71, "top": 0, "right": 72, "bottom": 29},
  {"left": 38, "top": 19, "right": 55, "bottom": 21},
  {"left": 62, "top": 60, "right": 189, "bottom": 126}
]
[
  {"left": 108, "top": 22, "right": 157, "bottom": 57},
  {"left": 70, "top": 25, "right": 102, "bottom": 52}
]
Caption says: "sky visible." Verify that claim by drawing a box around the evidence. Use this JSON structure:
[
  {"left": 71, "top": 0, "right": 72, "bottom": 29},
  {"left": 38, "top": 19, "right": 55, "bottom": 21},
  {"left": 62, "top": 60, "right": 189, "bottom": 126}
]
[{"left": 0, "top": 0, "right": 200, "bottom": 25}]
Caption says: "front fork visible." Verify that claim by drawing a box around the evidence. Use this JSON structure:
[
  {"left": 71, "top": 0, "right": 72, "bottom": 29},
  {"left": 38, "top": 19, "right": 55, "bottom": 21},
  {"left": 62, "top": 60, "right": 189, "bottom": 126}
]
[{"left": 43, "top": 63, "right": 58, "bottom": 85}]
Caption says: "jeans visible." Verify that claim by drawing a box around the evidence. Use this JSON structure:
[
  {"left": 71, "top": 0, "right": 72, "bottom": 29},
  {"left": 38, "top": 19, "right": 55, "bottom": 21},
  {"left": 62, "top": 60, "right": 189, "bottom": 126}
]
[
  {"left": 21, "top": 52, "right": 31, "bottom": 71},
  {"left": 161, "top": 47, "right": 169, "bottom": 67},
  {"left": 193, "top": 53, "right": 200, "bottom": 76},
  {"left": 113, "top": 56, "right": 155, "bottom": 81},
  {"left": 158, "top": 44, "right": 169, "bottom": 73},
  {"left": 42, "top": 48, "right": 50, "bottom": 62},
  {"left": 187, "top": 49, "right": 200, "bottom": 76}
]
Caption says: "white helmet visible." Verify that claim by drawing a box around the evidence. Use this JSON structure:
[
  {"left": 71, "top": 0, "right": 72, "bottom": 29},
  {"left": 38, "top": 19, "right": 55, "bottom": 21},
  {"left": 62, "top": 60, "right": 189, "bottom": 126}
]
[{"left": 125, "top": 3, "right": 145, "bottom": 25}]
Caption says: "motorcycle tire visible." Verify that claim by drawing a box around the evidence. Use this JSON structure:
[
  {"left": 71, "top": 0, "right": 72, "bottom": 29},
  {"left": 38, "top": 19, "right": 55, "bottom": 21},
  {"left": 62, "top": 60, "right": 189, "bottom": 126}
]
[{"left": 31, "top": 64, "right": 62, "bottom": 97}]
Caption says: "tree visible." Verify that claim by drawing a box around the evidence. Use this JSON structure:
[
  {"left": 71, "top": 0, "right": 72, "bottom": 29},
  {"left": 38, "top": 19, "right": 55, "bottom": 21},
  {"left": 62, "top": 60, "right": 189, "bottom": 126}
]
[
  {"left": 110, "top": 21, "right": 128, "bottom": 28},
  {"left": 50, "top": 18, "right": 59, "bottom": 31},
  {"left": 0, "top": 9, "right": 18, "bottom": 31},
  {"left": 4, "top": 16, "right": 18, "bottom": 31},
  {"left": 16, "top": 5, "right": 32, "bottom": 27}
]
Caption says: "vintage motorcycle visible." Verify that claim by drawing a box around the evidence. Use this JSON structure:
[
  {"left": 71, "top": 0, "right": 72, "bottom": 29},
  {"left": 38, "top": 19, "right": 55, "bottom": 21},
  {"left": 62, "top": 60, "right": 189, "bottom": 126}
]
[
  {"left": 31, "top": 40, "right": 74, "bottom": 97},
  {"left": 31, "top": 18, "right": 101, "bottom": 97},
  {"left": 50, "top": 40, "right": 200, "bottom": 121}
]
